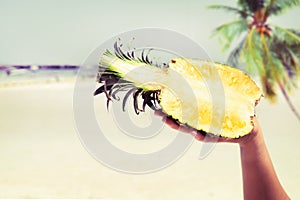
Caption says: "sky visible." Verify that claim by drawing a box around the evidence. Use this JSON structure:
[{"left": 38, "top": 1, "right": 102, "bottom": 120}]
[{"left": 0, "top": 0, "right": 299, "bottom": 65}]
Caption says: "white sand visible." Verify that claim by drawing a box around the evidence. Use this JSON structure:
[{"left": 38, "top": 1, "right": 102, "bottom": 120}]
[{"left": 0, "top": 82, "right": 300, "bottom": 199}]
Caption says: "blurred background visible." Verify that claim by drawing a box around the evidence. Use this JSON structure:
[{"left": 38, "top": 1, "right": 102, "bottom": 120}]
[{"left": 0, "top": 0, "right": 299, "bottom": 199}]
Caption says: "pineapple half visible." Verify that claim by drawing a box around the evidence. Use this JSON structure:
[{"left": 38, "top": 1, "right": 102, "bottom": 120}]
[{"left": 94, "top": 43, "right": 263, "bottom": 138}]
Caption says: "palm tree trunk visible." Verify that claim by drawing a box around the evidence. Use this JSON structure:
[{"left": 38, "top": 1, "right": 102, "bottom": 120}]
[{"left": 278, "top": 82, "right": 300, "bottom": 122}]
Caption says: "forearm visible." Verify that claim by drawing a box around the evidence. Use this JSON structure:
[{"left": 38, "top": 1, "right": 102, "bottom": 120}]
[{"left": 240, "top": 129, "right": 290, "bottom": 200}]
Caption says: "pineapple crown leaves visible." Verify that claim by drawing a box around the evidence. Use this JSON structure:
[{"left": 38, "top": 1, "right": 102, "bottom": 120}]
[
  {"left": 97, "top": 39, "right": 169, "bottom": 92},
  {"left": 95, "top": 40, "right": 163, "bottom": 114},
  {"left": 112, "top": 39, "right": 155, "bottom": 66},
  {"left": 100, "top": 39, "right": 169, "bottom": 73}
]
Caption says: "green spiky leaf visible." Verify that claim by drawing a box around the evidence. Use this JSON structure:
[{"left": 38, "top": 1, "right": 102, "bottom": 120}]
[
  {"left": 207, "top": 5, "right": 250, "bottom": 18},
  {"left": 243, "top": 0, "right": 265, "bottom": 13},
  {"left": 209, "top": 0, "right": 300, "bottom": 121},
  {"left": 266, "top": 0, "right": 300, "bottom": 16},
  {"left": 227, "top": 36, "right": 247, "bottom": 69},
  {"left": 271, "top": 25, "right": 300, "bottom": 45},
  {"left": 212, "top": 19, "right": 248, "bottom": 51},
  {"left": 242, "top": 28, "right": 265, "bottom": 74}
]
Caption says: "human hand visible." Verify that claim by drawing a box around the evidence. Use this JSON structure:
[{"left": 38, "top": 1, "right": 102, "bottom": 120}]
[{"left": 154, "top": 110, "right": 262, "bottom": 146}]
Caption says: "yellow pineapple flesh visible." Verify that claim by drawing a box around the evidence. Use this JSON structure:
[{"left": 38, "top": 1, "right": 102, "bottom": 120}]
[{"left": 97, "top": 50, "right": 263, "bottom": 138}]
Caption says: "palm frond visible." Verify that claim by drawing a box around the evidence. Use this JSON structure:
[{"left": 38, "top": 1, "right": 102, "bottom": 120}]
[
  {"left": 290, "top": 43, "right": 300, "bottom": 58},
  {"left": 238, "top": 0, "right": 265, "bottom": 13},
  {"left": 266, "top": 0, "right": 300, "bottom": 16},
  {"left": 278, "top": 81, "right": 300, "bottom": 121},
  {"left": 212, "top": 19, "right": 248, "bottom": 51},
  {"left": 209, "top": 0, "right": 300, "bottom": 121},
  {"left": 269, "top": 37, "right": 300, "bottom": 91},
  {"left": 261, "top": 33, "right": 298, "bottom": 97},
  {"left": 271, "top": 25, "right": 300, "bottom": 45},
  {"left": 237, "top": 0, "right": 249, "bottom": 10},
  {"left": 207, "top": 5, "right": 251, "bottom": 18},
  {"left": 242, "top": 28, "right": 265, "bottom": 74},
  {"left": 227, "top": 35, "right": 247, "bottom": 69}
]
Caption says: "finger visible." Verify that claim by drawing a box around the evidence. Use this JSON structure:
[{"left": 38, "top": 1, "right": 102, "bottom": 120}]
[
  {"left": 163, "top": 116, "right": 198, "bottom": 138},
  {"left": 194, "top": 131, "right": 206, "bottom": 141},
  {"left": 155, "top": 110, "right": 225, "bottom": 143},
  {"left": 195, "top": 131, "right": 228, "bottom": 143},
  {"left": 165, "top": 116, "right": 180, "bottom": 130},
  {"left": 154, "top": 110, "right": 166, "bottom": 117}
]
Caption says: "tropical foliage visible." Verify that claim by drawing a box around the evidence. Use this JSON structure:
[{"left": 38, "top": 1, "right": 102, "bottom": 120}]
[{"left": 209, "top": 0, "right": 300, "bottom": 120}]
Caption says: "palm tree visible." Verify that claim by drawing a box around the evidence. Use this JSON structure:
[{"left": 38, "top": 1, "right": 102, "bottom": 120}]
[{"left": 209, "top": 0, "right": 300, "bottom": 121}]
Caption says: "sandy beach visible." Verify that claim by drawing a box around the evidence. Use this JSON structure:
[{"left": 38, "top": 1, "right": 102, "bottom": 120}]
[
  {"left": 0, "top": 81, "right": 300, "bottom": 199},
  {"left": 1, "top": 0, "right": 299, "bottom": 198}
]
